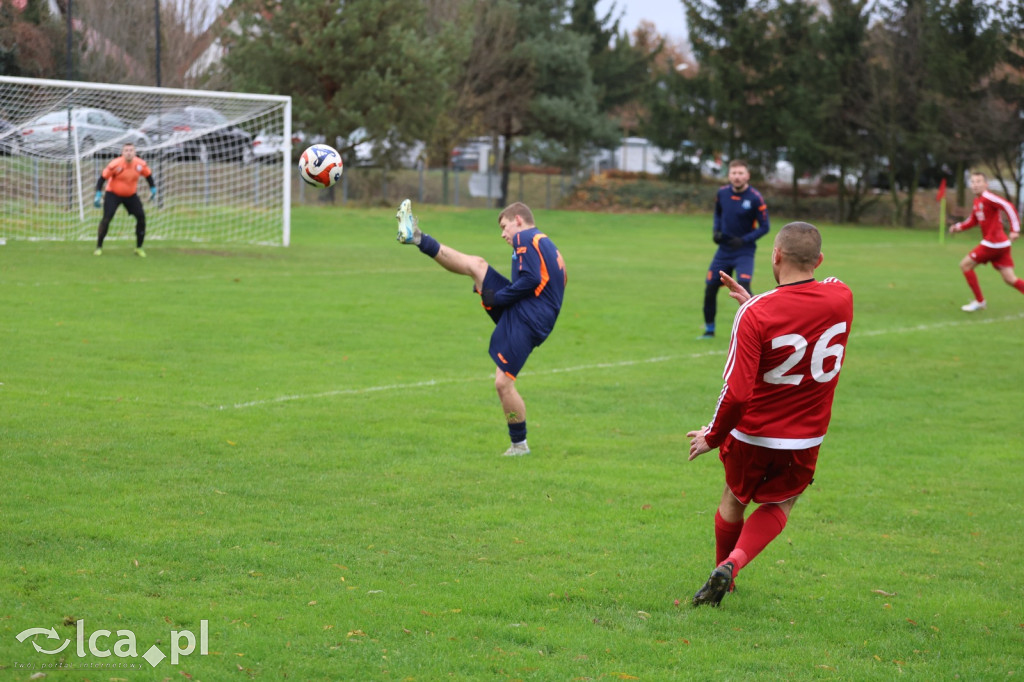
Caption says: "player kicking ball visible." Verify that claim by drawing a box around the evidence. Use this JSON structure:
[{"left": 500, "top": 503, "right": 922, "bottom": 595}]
[
  {"left": 686, "top": 222, "right": 853, "bottom": 607},
  {"left": 395, "top": 199, "right": 567, "bottom": 456}
]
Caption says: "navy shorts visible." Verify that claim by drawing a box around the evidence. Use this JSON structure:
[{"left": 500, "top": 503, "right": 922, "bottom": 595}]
[
  {"left": 477, "top": 266, "right": 541, "bottom": 379},
  {"left": 706, "top": 250, "right": 756, "bottom": 289},
  {"left": 478, "top": 266, "right": 511, "bottom": 325}
]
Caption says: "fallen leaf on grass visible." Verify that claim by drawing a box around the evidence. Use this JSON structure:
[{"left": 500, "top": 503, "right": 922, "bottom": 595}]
[
  {"left": 872, "top": 589, "right": 897, "bottom": 597},
  {"left": 610, "top": 673, "right": 639, "bottom": 680},
  {"left": 347, "top": 629, "right": 367, "bottom": 637}
]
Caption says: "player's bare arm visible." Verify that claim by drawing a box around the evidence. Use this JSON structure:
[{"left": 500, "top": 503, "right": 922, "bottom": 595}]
[{"left": 719, "top": 271, "right": 752, "bottom": 304}]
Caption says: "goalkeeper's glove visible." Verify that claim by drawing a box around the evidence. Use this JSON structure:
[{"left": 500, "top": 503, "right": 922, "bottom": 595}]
[
  {"left": 712, "top": 230, "right": 724, "bottom": 244},
  {"left": 149, "top": 186, "right": 157, "bottom": 202},
  {"left": 93, "top": 190, "right": 102, "bottom": 208},
  {"left": 727, "top": 236, "right": 744, "bottom": 249},
  {"left": 481, "top": 288, "right": 498, "bottom": 308}
]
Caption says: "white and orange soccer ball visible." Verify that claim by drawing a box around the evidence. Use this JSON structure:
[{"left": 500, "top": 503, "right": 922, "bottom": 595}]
[{"left": 298, "top": 144, "right": 344, "bottom": 188}]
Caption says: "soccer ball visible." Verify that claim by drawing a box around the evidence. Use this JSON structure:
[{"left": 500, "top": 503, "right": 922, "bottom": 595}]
[{"left": 298, "top": 144, "right": 344, "bottom": 188}]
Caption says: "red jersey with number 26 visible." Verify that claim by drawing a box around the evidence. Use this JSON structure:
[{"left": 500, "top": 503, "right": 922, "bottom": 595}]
[{"left": 704, "top": 278, "right": 854, "bottom": 451}]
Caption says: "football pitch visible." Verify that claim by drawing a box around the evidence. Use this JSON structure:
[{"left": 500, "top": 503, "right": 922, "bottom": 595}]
[{"left": 1, "top": 205, "right": 1022, "bottom": 680}]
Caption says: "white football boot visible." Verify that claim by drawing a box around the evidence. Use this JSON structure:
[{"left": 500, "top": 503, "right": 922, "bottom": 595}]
[
  {"left": 960, "top": 300, "right": 986, "bottom": 312},
  {"left": 502, "top": 441, "right": 530, "bottom": 457},
  {"left": 395, "top": 199, "right": 420, "bottom": 245}
]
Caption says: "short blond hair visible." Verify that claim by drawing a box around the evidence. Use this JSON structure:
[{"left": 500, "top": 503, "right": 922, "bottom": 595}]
[{"left": 498, "top": 202, "right": 535, "bottom": 227}]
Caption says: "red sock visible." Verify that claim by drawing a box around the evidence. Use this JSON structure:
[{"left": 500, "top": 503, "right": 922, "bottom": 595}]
[
  {"left": 725, "top": 504, "right": 788, "bottom": 572},
  {"left": 964, "top": 270, "right": 984, "bottom": 302},
  {"left": 714, "top": 510, "right": 744, "bottom": 566},
  {"left": 1013, "top": 279, "right": 1024, "bottom": 295}
]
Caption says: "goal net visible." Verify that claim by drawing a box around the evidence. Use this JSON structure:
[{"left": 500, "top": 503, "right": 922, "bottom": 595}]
[{"left": 0, "top": 76, "right": 292, "bottom": 246}]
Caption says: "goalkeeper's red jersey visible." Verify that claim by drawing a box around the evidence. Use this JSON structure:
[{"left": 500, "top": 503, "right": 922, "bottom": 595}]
[
  {"left": 704, "top": 278, "right": 854, "bottom": 451},
  {"left": 953, "top": 191, "right": 1021, "bottom": 248}
]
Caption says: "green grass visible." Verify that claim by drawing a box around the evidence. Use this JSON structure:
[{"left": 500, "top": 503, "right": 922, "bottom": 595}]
[{"left": 1, "top": 205, "right": 1023, "bottom": 680}]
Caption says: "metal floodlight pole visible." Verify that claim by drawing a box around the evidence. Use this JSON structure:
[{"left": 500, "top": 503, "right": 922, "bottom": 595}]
[
  {"left": 155, "top": 0, "right": 163, "bottom": 208},
  {"left": 155, "top": 0, "right": 161, "bottom": 87},
  {"left": 66, "top": 0, "right": 72, "bottom": 80}
]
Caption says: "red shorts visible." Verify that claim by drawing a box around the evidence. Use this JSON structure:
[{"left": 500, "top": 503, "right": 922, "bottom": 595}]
[
  {"left": 719, "top": 436, "right": 819, "bottom": 505},
  {"left": 968, "top": 244, "right": 1014, "bottom": 270}
]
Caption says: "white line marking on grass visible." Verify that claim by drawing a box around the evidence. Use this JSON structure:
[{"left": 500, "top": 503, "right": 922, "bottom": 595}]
[
  {"left": 220, "top": 313, "right": 1024, "bottom": 410},
  {"left": 855, "top": 312, "right": 1024, "bottom": 337},
  {"left": 220, "top": 350, "right": 729, "bottom": 410}
]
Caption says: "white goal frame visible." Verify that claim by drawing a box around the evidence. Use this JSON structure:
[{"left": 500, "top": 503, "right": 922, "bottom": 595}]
[{"left": 0, "top": 76, "right": 292, "bottom": 246}]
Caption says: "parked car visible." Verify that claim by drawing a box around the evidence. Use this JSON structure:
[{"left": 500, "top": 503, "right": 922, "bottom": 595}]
[
  {"left": 0, "top": 118, "right": 19, "bottom": 155},
  {"left": 139, "top": 107, "right": 253, "bottom": 163},
  {"left": 450, "top": 143, "right": 482, "bottom": 171},
  {"left": 252, "top": 129, "right": 304, "bottom": 163},
  {"left": 19, "top": 107, "right": 148, "bottom": 157}
]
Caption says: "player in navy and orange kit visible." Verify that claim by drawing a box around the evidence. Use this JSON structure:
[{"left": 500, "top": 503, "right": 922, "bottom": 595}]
[
  {"left": 686, "top": 221, "right": 853, "bottom": 607},
  {"left": 395, "top": 199, "right": 566, "bottom": 457},
  {"left": 948, "top": 171, "right": 1023, "bottom": 312},
  {"left": 93, "top": 142, "right": 157, "bottom": 257},
  {"left": 699, "top": 159, "right": 770, "bottom": 339}
]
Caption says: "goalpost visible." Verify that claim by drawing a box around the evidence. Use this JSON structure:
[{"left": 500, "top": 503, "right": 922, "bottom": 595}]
[{"left": 0, "top": 76, "right": 292, "bottom": 246}]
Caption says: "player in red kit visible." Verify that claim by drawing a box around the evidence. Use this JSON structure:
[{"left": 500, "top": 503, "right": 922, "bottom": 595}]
[
  {"left": 948, "top": 171, "right": 1023, "bottom": 312},
  {"left": 686, "top": 222, "right": 854, "bottom": 607}
]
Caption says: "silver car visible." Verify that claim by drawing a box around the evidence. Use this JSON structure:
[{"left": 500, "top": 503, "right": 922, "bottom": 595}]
[{"left": 20, "top": 107, "right": 149, "bottom": 158}]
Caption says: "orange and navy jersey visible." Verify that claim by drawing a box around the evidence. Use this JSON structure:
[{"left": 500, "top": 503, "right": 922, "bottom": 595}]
[
  {"left": 490, "top": 227, "right": 567, "bottom": 337},
  {"left": 953, "top": 191, "right": 1020, "bottom": 248},
  {"left": 705, "top": 277, "right": 853, "bottom": 451},
  {"left": 101, "top": 155, "right": 152, "bottom": 197},
  {"left": 713, "top": 184, "right": 770, "bottom": 250}
]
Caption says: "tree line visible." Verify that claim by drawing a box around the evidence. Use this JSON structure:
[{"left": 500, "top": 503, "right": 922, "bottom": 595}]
[{"left": 3, "top": 0, "right": 1022, "bottom": 225}]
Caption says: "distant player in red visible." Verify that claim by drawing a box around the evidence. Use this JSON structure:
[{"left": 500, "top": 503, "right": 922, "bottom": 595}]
[
  {"left": 93, "top": 142, "right": 157, "bottom": 257},
  {"left": 948, "top": 171, "right": 1023, "bottom": 312},
  {"left": 686, "top": 221, "right": 854, "bottom": 607}
]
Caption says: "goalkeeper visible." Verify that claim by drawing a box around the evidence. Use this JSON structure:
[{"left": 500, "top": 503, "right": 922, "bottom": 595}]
[{"left": 93, "top": 142, "right": 156, "bottom": 257}]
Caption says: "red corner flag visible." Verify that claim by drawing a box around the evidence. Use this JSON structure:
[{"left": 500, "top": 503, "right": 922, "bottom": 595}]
[{"left": 936, "top": 177, "right": 947, "bottom": 202}]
